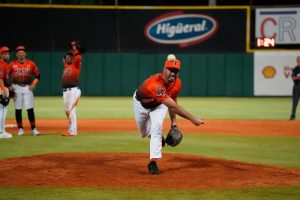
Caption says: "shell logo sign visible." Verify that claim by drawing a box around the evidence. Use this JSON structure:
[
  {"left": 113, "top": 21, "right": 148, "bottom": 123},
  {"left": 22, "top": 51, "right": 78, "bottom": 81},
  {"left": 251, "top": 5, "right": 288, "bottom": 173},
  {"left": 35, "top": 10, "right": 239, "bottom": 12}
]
[
  {"left": 262, "top": 66, "right": 276, "bottom": 78},
  {"left": 254, "top": 52, "right": 297, "bottom": 96},
  {"left": 144, "top": 12, "right": 218, "bottom": 47}
]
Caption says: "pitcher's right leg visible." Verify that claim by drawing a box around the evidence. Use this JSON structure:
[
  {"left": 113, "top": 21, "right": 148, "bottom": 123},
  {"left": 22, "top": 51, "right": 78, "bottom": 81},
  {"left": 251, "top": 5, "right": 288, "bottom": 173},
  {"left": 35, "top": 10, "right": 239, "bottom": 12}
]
[{"left": 133, "top": 92, "right": 151, "bottom": 138}]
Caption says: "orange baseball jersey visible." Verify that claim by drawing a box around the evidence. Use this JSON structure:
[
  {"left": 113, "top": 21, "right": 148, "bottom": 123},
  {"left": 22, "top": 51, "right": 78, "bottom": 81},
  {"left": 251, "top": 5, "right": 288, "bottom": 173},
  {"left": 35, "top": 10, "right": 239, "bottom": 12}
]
[
  {"left": 0, "top": 60, "right": 9, "bottom": 86},
  {"left": 62, "top": 54, "right": 82, "bottom": 88},
  {"left": 136, "top": 73, "right": 182, "bottom": 108},
  {"left": 8, "top": 59, "right": 40, "bottom": 85}
]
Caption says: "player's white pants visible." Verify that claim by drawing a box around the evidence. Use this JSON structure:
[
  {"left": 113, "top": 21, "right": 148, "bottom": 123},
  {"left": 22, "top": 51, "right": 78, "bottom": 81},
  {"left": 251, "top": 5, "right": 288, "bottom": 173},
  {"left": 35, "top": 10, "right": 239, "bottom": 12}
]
[
  {"left": 12, "top": 84, "right": 34, "bottom": 110},
  {"left": 3, "top": 103, "right": 8, "bottom": 132},
  {"left": 0, "top": 88, "right": 9, "bottom": 133},
  {"left": 133, "top": 91, "right": 168, "bottom": 159},
  {"left": 63, "top": 87, "right": 81, "bottom": 134}
]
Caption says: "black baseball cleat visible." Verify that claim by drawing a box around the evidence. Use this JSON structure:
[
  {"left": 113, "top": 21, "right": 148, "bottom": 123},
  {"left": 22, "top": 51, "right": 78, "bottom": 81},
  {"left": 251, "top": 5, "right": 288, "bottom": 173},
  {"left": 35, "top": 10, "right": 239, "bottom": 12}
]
[
  {"left": 162, "top": 136, "right": 165, "bottom": 147},
  {"left": 148, "top": 161, "right": 160, "bottom": 175},
  {"left": 290, "top": 115, "right": 296, "bottom": 121}
]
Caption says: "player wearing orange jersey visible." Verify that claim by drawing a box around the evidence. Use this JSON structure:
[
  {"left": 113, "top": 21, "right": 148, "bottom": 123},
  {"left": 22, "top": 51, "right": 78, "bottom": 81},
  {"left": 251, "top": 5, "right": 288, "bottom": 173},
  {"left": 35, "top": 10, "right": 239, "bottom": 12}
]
[
  {"left": 8, "top": 46, "right": 40, "bottom": 136},
  {"left": 0, "top": 46, "right": 12, "bottom": 139},
  {"left": 133, "top": 54, "right": 204, "bottom": 174},
  {"left": 61, "top": 41, "right": 83, "bottom": 136}
]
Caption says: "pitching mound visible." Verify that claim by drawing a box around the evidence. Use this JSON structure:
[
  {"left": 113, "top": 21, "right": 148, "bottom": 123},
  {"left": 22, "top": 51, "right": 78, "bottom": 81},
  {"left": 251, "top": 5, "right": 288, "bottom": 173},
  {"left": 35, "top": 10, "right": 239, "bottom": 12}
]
[{"left": 0, "top": 153, "right": 300, "bottom": 189}]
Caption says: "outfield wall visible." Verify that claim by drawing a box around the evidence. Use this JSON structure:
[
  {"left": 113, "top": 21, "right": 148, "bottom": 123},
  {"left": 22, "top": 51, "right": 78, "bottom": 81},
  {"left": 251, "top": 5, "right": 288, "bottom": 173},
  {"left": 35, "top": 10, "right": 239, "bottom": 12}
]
[
  {"left": 0, "top": 6, "right": 248, "bottom": 53},
  {"left": 0, "top": 5, "right": 254, "bottom": 97},
  {"left": 29, "top": 52, "right": 253, "bottom": 96}
]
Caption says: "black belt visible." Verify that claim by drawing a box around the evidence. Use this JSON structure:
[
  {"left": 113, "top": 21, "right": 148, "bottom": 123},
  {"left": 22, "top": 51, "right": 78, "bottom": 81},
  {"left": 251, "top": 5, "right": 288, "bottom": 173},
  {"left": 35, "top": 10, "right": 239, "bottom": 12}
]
[
  {"left": 135, "top": 94, "right": 159, "bottom": 110},
  {"left": 63, "top": 87, "right": 79, "bottom": 92}
]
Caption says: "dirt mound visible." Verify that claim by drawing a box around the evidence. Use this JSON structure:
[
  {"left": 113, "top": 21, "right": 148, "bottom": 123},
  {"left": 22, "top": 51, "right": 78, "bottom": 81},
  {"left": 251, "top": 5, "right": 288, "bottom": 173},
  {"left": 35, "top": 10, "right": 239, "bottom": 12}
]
[{"left": 0, "top": 153, "right": 300, "bottom": 189}]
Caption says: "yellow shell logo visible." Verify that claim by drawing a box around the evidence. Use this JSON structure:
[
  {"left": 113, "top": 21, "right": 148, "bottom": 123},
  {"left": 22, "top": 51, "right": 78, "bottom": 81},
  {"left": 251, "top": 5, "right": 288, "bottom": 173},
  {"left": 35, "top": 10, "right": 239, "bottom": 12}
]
[{"left": 262, "top": 66, "right": 276, "bottom": 78}]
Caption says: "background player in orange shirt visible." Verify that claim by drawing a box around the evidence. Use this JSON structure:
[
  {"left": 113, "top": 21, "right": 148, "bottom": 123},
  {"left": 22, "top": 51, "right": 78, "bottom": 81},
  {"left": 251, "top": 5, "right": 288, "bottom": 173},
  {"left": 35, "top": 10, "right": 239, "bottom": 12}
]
[
  {"left": 0, "top": 46, "right": 12, "bottom": 139},
  {"left": 133, "top": 54, "right": 204, "bottom": 174},
  {"left": 8, "top": 46, "right": 41, "bottom": 136},
  {"left": 61, "top": 41, "right": 84, "bottom": 136}
]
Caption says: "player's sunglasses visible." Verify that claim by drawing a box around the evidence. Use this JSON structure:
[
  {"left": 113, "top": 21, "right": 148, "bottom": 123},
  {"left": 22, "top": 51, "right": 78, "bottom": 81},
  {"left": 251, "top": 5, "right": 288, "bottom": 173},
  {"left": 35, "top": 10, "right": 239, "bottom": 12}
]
[{"left": 167, "top": 68, "right": 179, "bottom": 74}]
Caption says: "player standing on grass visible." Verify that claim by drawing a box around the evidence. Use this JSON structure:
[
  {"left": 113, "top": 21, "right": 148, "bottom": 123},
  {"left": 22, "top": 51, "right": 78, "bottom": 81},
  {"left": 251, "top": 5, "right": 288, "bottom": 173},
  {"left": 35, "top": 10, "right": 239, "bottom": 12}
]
[
  {"left": 8, "top": 46, "right": 41, "bottom": 136},
  {"left": 0, "top": 46, "right": 12, "bottom": 139},
  {"left": 133, "top": 54, "right": 204, "bottom": 175},
  {"left": 290, "top": 56, "right": 300, "bottom": 120},
  {"left": 61, "top": 41, "right": 85, "bottom": 136}
]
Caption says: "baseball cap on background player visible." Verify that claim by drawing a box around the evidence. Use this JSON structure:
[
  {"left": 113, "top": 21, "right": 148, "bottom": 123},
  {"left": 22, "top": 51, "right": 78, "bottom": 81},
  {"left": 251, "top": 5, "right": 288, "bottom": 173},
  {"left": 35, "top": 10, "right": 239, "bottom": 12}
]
[
  {"left": 16, "top": 45, "right": 26, "bottom": 52},
  {"left": 0, "top": 46, "right": 10, "bottom": 54}
]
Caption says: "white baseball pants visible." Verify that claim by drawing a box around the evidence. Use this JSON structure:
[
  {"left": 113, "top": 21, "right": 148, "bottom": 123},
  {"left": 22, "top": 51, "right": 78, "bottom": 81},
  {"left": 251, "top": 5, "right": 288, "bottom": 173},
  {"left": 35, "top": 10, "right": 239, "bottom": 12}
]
[
  {"left": 0, "top": 88, "right": 9, "bottom": 133},
  {"left": 12, "top": 84, "right": 34, "bottom": 110},
  {"left": 63, "top": 87, "right": 81, "bottom": 134},
  {"left": 133, "top": 91, "right": 168, "bottom": 159}
]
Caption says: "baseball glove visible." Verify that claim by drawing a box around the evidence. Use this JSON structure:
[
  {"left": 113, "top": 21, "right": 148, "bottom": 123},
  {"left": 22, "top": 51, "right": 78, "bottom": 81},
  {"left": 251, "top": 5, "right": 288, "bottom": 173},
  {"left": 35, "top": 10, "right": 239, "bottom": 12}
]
[
  {"left": 165, "top": 125, "right": 183, "bottom": 147},
  {"left": 0, "top": 95, "right": 10, "bottom": 106},
  {"left": 70, "top": 41, "right": 86, "bottom": 54}
]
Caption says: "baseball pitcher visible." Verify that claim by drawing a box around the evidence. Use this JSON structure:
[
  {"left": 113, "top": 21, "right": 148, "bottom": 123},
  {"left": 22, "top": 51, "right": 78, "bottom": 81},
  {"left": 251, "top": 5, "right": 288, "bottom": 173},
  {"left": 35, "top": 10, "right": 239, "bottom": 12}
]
[
  {"left": 61, "top": 41, "right": 84, "bottom": 136},
  {"left": 0, "top": 46, "right": 12, "bottom": 139},
  {"left": 133, "top": 54, "right": 204, "bottom": 174},
  {"left": 8, "top": 46, "right": 41, "bottom": 136}
]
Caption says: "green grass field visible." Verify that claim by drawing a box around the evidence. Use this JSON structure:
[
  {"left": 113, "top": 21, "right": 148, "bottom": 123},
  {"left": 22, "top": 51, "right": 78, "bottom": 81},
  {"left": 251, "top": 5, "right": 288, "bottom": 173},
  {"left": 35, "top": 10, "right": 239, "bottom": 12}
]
[
  {"left": 0, "top": 97, "right": 299, "bottom": 200},
  {"left": 5, "top": 96, "right": 292, "bottom": 119}
]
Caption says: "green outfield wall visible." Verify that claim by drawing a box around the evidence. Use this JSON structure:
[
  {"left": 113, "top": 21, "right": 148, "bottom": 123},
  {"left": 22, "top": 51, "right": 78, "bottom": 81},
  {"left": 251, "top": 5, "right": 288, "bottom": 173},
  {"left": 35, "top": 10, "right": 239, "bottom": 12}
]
[{"left": 30, "top": 52, "right": 253, "bottom": 96}]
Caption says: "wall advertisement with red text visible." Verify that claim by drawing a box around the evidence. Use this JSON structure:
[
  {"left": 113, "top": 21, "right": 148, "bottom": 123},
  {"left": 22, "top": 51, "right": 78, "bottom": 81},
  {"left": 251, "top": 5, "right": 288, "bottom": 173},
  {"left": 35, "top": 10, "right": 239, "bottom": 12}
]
[{"left": 255, "top": 7, "right": 300, "bottom": 45}]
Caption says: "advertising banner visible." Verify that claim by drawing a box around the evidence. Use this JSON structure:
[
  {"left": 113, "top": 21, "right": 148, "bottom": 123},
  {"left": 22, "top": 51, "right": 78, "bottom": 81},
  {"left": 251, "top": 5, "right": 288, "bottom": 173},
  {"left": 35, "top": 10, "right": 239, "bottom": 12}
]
[
  {"left": 255, "top": 8, "right": 300, "bottom": 44},
  {"left": 119, "top": 9, "right": 247, "bottom": 52},
  {"left": 0, "top": 7, "right": 247, "bottom": 52},
  {"left": 254, "top": 51, "right": 300, "bottom": 96}
]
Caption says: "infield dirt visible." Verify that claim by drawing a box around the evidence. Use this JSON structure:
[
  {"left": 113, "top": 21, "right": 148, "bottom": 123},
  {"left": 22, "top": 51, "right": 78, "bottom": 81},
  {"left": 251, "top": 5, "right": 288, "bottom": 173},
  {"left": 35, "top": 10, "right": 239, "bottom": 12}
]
[
  {"left": 5, "top": 119, "right": 300, "bottom": 137},
  {"left": 1, "top": 119, "right": 299, "bottom": 189}
]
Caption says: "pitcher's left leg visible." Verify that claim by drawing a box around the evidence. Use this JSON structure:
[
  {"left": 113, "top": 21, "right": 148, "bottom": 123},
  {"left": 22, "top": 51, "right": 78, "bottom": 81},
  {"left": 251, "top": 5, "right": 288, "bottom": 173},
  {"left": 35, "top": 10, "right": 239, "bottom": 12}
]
[{"left": 149, "top": 104, "right": 168, "bottom": 160}]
